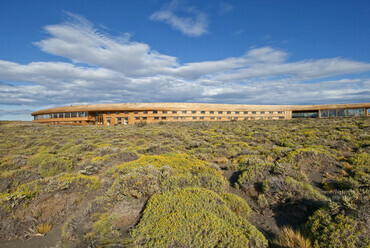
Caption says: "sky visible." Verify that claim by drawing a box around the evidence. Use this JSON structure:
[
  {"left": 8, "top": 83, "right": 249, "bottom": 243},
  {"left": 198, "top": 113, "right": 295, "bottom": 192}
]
[{"left": 0, "top": 0, "right": 370, "bottom": 120}]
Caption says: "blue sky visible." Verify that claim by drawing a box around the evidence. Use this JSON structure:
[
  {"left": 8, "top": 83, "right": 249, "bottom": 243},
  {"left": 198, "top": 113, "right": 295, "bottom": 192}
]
[{"left": 0, "top": 0, "right": 370, "bottom": 120}]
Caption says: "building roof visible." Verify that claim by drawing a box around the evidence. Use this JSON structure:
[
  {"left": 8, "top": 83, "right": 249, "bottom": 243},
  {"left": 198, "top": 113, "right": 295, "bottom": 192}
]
[{"left": 31, "top": 102, "right": 370, "bottom": 115}]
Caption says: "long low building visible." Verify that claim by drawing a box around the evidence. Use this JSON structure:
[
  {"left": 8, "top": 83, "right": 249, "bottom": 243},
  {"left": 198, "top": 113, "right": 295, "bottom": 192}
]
[{"left": 31, "top": 103, "right": 370, "bottom": 125}]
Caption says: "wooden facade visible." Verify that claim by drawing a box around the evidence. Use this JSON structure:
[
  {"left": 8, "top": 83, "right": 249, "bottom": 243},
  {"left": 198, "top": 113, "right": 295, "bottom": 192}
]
[{"left": 31, "top": 103, "right": 370, "bottom": 126}]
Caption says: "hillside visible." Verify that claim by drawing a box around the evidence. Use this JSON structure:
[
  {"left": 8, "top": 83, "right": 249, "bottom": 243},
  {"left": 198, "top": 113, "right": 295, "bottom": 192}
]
[{"left": 0, "top": 118, "right": 369, "bottom": 247}]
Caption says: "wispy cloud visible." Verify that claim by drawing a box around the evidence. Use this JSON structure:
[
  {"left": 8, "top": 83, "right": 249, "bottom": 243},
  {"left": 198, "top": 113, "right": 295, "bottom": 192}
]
[
  {"left": 150, "top": 0, "right": 208, "bottom": 37},
  {"left": 0, "top": 13, "right": 370, "bottom": 120},
  {"left": 219, "top": 2, "right": 234, "bottom": 15}
]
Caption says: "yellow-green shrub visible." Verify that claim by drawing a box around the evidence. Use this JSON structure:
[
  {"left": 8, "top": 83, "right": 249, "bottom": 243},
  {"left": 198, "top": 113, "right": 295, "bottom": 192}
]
[{"left": 131, "top": 187, "right": 267, "bottom": 248}]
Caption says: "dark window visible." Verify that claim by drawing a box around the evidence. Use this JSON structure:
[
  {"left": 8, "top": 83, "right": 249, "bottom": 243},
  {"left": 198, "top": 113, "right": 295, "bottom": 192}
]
[
  {"left": 172, "top": 111, "right": 177, "bottom": 114},
  {"left": 252, "top": 111, "right": 256, "bottom": 114},
  {"left": 227, "top": 111, "right": 231, "bottom": 114},
  {"left": 182, "top": 110, "right": 187, "bottom": 114},
  {"left": 192, "top": 111, "right": 196, "bottom": 114},
  {"left": 210, "top": 117, "right": 215, "bottom": 119},
  {"left": 124, "top": 111, "right": 129, "bottom": 114},
  {"left": 210, "top": 111, "right": 214, "bottom": 114},
  {"left": 107, "top": 112, "right": 111, "bottom": 115},
  {"left": 234, "top": 117, "right": 238, "bottom": 120},
  {"left": 260, "top": 111, "right": 265, "bottom": 114},
  {"left": 201, "top": 111, "right": 205, "bottom": 114},
  {"left": 217, "top": 117, "right": 222, "bottom": 119},
  {"left": 192, "top": 117, "right": 197, "bottom": 119},
  {"left": 143, "top": 117, "right": 147, "bottom": 120},
  {"left": 135, "top": 117, "right": 140, "bottom": 120},
  {"left": 235, "top": 111, "right": 240, "bottom": 114},
  {"left": 278, "top": 111, "right": 283, "bottom": 114},
  {"left": 173, "top": 117, "right": 178, "bottom": 119},
  {"left": 153, "top": 111, "right": 158, "bottom": 114},
  {"left": 244, "top": 117, "right": 249, "bottom": 120},
  {"left": 250, "top": 117, "right": 255, "bottom": 119},
  {"left": 154, "top": 117, "right": 159, "bottom": 120},
  {"left": 279, "top": 116, "right": 284, "bottom": 119},
  {"left": 200, "top": 117, "right": 204, "bottom": 119},
  {"left": 162, "top": 117, "right": 166, "bottom": 120},
  {"left": 268, "top": 117, "right": 272, "bottom": 119},
  {"left": 134, "top": 111, "right": 138, "bottom": 114},
  {"left": 116, "top": 112, "right": 120, "bottom": 114},
  {"left": 181, "top": 116, "right": 186, "bottom": 119},
  {"left": 163, "top": 111, "right": 167, "bottom": 114},
  {"left": 228, "top": 117, "right": 232, "bottom": 119},
  {"left": 269, "top": 111, "right": 274, "bottom": 114},
  {"left": 143, "top": 111, "right": 148, "bottom": 114},
  {"left": 117, "top": 117, "right": 122, "bottom": 121},
  {"left": 244, "top": 111, "right": 248, "bottom": 114},
  {"left": 65, "top": 113, "right": 70, "bottom": 118},
  {"left": 218, "top": 111, "right": 223, "bottom": 114}
]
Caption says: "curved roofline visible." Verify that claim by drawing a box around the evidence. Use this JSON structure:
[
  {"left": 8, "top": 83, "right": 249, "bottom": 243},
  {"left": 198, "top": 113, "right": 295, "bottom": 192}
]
[{"left": 31, "top": 102, "right": 370, "bottom": 115}]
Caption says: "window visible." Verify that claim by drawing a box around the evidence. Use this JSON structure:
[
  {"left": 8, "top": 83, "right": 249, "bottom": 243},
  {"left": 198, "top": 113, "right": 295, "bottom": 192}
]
[
  {"left": 78, "top": 112, "right": 85, "bottom": 117},
  {"left": 252, "top": 111, "right": 256, "bottom": 114},
  {"left": 192, "top": 111, "right": 196, "bottom": 114},
  {"left": 161, "top": 117, "right": 166, "bottom": 120},
  {"left": 135, "top": 117, "right": 140, "bottom": 120},
  {"left": 181, "top": 116, "right": 186, "bottom": 119},
  {"left": 72, "top": 112, "right": 77, "bottom": 117},
  {"left": 227, "top": 111, "right": 231, "bottom": 114},
  {"left": 210, "top": 111, "right": 214, "bottom": 114},
  {"left": 201, "top": 111, "right": 205, "bottom": 114},
  {"left": 210, "top": 117, "right": 215, "bottom": 120},
  {"left": 244, "top": 111, "right": 248, "bottom": 114},
  {"left": 235, "top": 111, "right": 240, "bottom": 114},
  {"left": 173, "top": 117, "right": 178, "bottom": 119},
  {"left": 154, "top": 117, "right": 159, "bottom": 120},
  {"left": 124, "top": 111, "right": 129, "bottom": 114},
  {"left": 278, "top": 111, "right": 283, "bottom": 114},
  {"left": 192, "top": 117, "right": 197, "bottom": 120},
  {"left": 116, "top": 112, "right": 120, "bottom": 114},
  {"left": 153, "top": 111, "right": 158, "bottom": 114},
  {"left": 200, "top": 117, "right": 204, "bottom": 120},
  {"left": 163, "top": 111, "right": 167, "bottom": 114},
  {"left": 268, "top": 117, "right": 272, "bottom": 119},
  {"left": 218, "top": 111, "right": 223, "bottom": 114},
  {"left": 228, "top": 117, "right": 232, "bottom": 119},
  {"left": 250, "top": 117, "right": 255, "bottom": 119},
  {"left": 134, "top": 111, "right": 138, "bottom": 114},
  {"left": 234, "top": 117, "right": 238, "bottom": 120},
  {"left": 143, "top": 111, "right": 148, "bottom": 114},
  {"left": 182, "top": 110, "right": 187, "bottom": 114},
  {"left": 143, "top": 117, "right": 147, "bottom": 120},
  {"left": 260, "top": 111, "right": 265, "bottom": 114},
  {"left": 53, "top": 113, "right": 58, "bottom": 118},
  {"left": 244, "top": 117, "right": 249, "bottom": 120},
  {"left": 107, "top": 112, "right": 111, "bottom": 115},
  {"left": 172, "top": 111, "right": 177, "bottom": 114},
  {"left": 279, "top": 116, "right": 284, "bottom": 119},
  {"left": 79, "top": 121, "right": 82, "bottom": 124},
  {"left": 117, "top": 117, "right": 122, "bottom": 124},
  {"left": 269, "top": 111, "right": 274, "bottom": 114},
  {"left": 217, "top": 117, "right": 222, "bottom": 119}
]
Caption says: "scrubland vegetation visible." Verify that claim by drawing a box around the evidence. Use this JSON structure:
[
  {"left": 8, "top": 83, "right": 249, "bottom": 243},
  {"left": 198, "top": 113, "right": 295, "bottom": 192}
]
[{"left": 0, "top": 117, "right": 369, "bottom": 247}]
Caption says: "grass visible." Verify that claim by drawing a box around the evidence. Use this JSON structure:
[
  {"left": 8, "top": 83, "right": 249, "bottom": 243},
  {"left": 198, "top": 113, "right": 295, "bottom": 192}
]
[
  {"left": 273, "top": 226, "right": 311, "bottom": 248},
  {"left": 37, "top": 223, "right": 52, "bottom": 234},
  {"left": 0, "top": 117, "right": 368, "bottom": 246}
]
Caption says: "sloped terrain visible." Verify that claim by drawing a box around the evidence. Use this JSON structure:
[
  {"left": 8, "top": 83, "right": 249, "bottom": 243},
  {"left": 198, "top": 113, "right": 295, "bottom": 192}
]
[{"left": 0, "top": 118, "right": 369, "bottom": 247}]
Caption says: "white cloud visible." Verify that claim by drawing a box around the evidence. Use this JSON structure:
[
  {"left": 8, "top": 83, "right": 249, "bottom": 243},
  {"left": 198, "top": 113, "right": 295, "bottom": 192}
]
[
  {"left": 150, "top": 1, "right": 208, "bottom": 37},
  {"left": 0, "top": 13, "right": 370, "bottom": 120}
]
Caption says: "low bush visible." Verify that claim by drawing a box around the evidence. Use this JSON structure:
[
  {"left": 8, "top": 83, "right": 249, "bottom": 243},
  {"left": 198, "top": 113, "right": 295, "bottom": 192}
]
[{"left": 131, "top": 187, "right": 267, "bottom": 247}]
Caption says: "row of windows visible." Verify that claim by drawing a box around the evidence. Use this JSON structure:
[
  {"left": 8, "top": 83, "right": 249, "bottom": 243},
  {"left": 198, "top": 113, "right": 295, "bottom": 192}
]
[
  {"left": 130, "top": 116, "right": 285, "bottom": 121},
  {"left": 34, "top": 112, "right": 87, "bottom": 120},
  {"left": 107, "top": 110, "right": 284, "bottom": 115},
  {"left": 321, "top": 108, "right": 365, "bottom": 117}
]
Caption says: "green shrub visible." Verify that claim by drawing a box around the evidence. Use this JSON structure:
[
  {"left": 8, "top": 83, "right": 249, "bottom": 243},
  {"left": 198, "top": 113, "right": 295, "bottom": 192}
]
[
  {"left": 304, "top": 209, "right": 363, "bottom": 248},
  {"left": 29, "top": 152, "right": 74, "bottom": 177},
  {"left": 108, "top": 154, "right": 229, "bottom": 194},
  {"left": 131, "top": 187, "right": 267, "bottom": 247},
  {"left": 284, "top": 176, "right": 327, "bottom": 202},
  {"left": 222, "top": 193, "right": 252, "bottom": 218}
]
